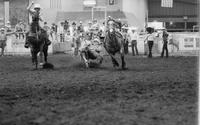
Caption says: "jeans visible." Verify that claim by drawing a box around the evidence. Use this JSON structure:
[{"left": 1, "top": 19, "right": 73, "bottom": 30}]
[
  {"left": 148, "top": 41, "right": 154, "bottom": 57},
  {"left": 161, "top": 42, "right": 168, "bottom": 57},
  {"left": 131, "top": 40, "right": 138, "bottom": 56}
]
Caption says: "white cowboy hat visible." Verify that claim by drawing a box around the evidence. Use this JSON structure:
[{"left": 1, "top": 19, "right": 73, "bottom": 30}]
[
  {"left": 122, "top": 26, "right": 129, "bottom": 30},
  {"left": 34, "top": 4, "right": 41, "bottom": 9},
  {"left": 0, "top": 28, "right": 5, "bottom": 31}
]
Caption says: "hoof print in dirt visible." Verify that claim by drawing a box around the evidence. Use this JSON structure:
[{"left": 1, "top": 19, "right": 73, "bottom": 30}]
[
  {"left": 135, "top": 108, "right": 145, "bottom": 112},
  {"left": 42, "top": 63, "right": 54, "bottom": 69}
]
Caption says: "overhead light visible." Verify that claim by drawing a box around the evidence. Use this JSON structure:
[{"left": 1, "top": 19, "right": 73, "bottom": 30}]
[{"left": 83, "top": 0, "right": 96, "bottom": 7}]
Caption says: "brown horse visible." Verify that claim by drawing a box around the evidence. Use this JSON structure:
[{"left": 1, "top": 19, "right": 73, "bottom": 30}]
[
  {"left": 104, "top": 29, "right": 127, "bottom": 70},
  {"left": 27, "top": 29, "right": 49, "bottom": 69}
]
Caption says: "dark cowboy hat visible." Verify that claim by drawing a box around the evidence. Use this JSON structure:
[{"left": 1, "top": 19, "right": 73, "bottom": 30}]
[{"left": 146, "top": 27, "right": 154, "bottom": 33}]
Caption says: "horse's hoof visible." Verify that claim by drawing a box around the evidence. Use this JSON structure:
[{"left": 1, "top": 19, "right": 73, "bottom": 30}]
[
  {"left": 122, "top": 67, "right": 128, "bottom": 70},
  {"left": 113, "top": 64, "right": 119, "bottom": 68}
]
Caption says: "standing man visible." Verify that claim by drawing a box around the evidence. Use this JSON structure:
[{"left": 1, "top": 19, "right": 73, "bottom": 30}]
[
  {"left": 64, "top": 20, "right": 69, "bottom": 33},
  {"left": 15, "top": 21, "right": 23, "bottom": 39},
  {"left": 161, "top": 29, "right": 169, "bottom": 58},
  {"left": 57, "top": 22, "right": 65, "bottom": 42},
  {"left": 144, "top": 28, "right": 155, "bottom": 58},
  {"left": 50, "top": 23, "right": 57, "bottom": 40},
  {"left": 77, "top": 21, "right": 84, "bottom": 34},
  {"left": 129, "top": 29, "right": 139, "bottom": 56}
]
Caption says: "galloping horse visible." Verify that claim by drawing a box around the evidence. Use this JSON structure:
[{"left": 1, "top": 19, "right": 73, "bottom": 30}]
[
  {"left": 27, "top": 29, "right": 49, "bottom": 69},
  {"left": 103, "top": 19, "right": 127, "bottom": 69}
]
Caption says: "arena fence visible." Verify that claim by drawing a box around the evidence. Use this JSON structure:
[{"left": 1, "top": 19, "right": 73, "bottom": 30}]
[{"left": 2, "top": 32, "right": 199, "bottom": 56}]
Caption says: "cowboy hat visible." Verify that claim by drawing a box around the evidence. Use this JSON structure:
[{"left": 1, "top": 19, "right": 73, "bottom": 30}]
[
  {"left": 34, "top": 4, "right": 41, "bottom": 9},
  {"left": 0, "top": 28, "right": 5, "bottom": 31}
]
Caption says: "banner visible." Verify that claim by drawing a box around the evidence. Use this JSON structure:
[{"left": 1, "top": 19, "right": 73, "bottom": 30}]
[
  {"left": 83, "top": 0, "right": 96, "bottom": 7},
  {"left": 161, "top": 0, "right": 173, "bottom": 8}
]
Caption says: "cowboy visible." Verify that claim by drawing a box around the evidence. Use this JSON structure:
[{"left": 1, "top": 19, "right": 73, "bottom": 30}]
[
  {"left": 122, "top": 25, "right": 129, "bottom": 54},
  {"left": 24, "top": 1, "right": 51, "bottom": 48},
  {"left": 144, "top": 28, "right": 156, "bottom": 58},
  {"left": 129, "top": 29, "right": 139, "bottom": 56},
  {"left": 77, "top": 21, "right": 84, "bottom": 34},
  {"left": 161, "top": 28, "right": 169, "bottom": 58},
  {"left": 64, "top": 20, "right": 69, "bottom": 33},
  {"left": 50, "top": 23, "right": 57, "bottom": 40},
  {"left": 92, "top": 19, "right": 100, "bottom": 32},
  {"left": 15, "top": 21, "right": 24, "bottom": 39}
]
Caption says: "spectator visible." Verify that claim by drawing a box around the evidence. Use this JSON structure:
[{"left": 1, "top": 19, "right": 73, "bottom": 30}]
[
  {"left": 161, "top": 29, "right": 169, "bottom": 58},
  {"left": 92, "top": 19, "right": 100, "bottom": 33},
  {"left": 57, "top": 22, "right": 65, "bottom": 42},
  {"left": 129, "top": 29, "right": 139, "bottom": 56},
  {"left": 15, "top": 21, "right": 24, "bottom": 39},
  {"left": 43, "top": 22, "right": 50, "bottom": 37},
  {"left": 64, "top": 20, "right": 69, "bottom": 33},
  {"left": 84, "top": 21, "right": 92, "bottom": 33},
  {"left": 50, "top": 23, "right": 57, "bottom": 40},
  {"left": 122, "top": 26, "right": 129, "bottom": 54},
  {"left": 144, "top": 28, "right": 156, "bottom": 58},
  {"left": 77, "top": 21, "right": 84, "bottom": 34}
]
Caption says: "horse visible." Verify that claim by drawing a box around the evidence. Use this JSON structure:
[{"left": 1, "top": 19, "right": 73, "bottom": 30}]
[
  {"left": 103, "top": 27, "right": 127, "bottom": 70},
  {"left": 26, "top": 29, "right": 49, "bottom": 69}
]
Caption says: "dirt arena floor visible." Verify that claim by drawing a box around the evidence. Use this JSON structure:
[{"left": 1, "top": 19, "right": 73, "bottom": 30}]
[{"left": 0, "top": 54, "right": 198, "bottom": 125}]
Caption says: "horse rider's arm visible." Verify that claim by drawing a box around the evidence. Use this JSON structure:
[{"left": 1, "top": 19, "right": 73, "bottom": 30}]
[{"left": 27, "top": 1, "right": 34, "bottom": 14}]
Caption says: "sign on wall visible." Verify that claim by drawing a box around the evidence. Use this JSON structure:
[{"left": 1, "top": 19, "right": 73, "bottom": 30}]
[
  {"left": 161, "top": 0, "right": 173, "bottom": 8},
  {"left": 184, "top": 38, "right": 194, "bottom": 48}
]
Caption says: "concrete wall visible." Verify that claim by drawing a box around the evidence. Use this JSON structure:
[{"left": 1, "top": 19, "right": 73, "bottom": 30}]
[{"left": 122, "top": 0, "right": 147, "bottom": 30}]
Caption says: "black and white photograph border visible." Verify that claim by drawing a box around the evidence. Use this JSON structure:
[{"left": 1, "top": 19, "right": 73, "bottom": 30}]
[{"left": 0, "top": 0, "right": 199, "bottom": 125}]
